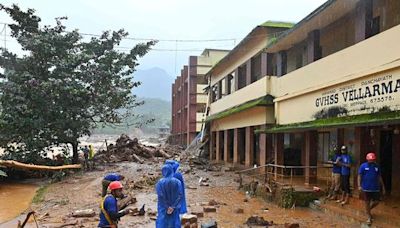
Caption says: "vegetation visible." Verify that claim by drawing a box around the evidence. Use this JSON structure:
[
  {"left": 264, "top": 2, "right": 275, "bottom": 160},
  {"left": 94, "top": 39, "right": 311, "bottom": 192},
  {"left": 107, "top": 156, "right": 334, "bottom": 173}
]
[
  {"left": 0, "top": 4, "right": 156, "bottom": 163},
  {"left": 32, "top": 185, "right": 48, "bottom": 204}
]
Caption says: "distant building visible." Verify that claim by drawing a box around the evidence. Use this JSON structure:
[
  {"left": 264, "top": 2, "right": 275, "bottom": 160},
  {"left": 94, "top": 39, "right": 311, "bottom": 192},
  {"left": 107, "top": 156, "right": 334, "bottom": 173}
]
[{"left": 171, "top": 49, "right": 230, "bottom": 147}]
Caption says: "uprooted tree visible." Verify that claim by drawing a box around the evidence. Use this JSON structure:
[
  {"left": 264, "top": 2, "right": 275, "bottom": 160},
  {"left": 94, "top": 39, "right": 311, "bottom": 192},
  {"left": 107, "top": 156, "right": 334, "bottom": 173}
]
[{"left": 0, "top": 4, "right": 156, "bottom": 164}]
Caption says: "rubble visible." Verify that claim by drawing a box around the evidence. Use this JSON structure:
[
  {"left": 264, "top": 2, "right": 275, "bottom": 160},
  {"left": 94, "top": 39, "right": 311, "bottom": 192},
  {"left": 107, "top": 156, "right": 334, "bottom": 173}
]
[
  {"left": 245, "top": 215, "right": 272, "bottom": 226},
  {"left": 94, "top": 134, "right": 177, "bottom": 164},
  {"left": 201, "top": 220, "right": 218, "bottom": 228},
  {"left": 71, "top": 209, "right": 95, "bottom": 218},
  {"left": 203, "top": 206, "right": 217, "bottom": 213},
  {"left": 181, "top": 214, "right": 198, "bottom": 225},
  {"left": 234, "top": 208, "right": 244, "bottom": 214}
]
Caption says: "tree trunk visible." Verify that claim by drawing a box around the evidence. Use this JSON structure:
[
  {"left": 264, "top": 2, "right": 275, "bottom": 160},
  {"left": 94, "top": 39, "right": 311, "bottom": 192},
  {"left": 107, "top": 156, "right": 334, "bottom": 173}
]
[{"left": 72, "top": 142, "right": 79, "bottom": 164}]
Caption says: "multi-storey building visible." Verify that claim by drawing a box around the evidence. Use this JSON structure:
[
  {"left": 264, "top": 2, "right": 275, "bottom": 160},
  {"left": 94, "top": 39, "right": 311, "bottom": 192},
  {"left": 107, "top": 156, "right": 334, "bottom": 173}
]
[
  {"left": 171, "top": 49, "right": 229, "bottom": 147},
  {"left": 206, "top": 0, "right": 400, "bottom": 198}
]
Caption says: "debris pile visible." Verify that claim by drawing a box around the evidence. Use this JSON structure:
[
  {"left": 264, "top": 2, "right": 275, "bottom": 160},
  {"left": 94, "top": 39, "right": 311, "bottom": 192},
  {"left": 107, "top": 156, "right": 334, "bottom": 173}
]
[{"left": 94, "top": 134, "right": 177, "bottom": 164}]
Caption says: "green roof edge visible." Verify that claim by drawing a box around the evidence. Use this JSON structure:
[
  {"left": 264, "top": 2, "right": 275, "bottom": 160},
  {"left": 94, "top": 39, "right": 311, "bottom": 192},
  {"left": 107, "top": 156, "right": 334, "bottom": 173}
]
[
  {"left": 260, "top": 21, "right": 295, "bottom": 28},
  {"left": 255, "top": 110, "right": 400, "bottom": 134},
  {"left": 206, "top": 95, "right": 274, "bottom": 122}
]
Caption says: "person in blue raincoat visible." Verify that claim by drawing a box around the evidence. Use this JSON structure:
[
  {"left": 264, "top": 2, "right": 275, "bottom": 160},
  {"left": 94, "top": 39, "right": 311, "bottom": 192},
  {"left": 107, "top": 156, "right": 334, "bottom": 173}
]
[
  {"left": 165, "top": 160, "right": 187, "bottom": 214},
  {"left": 156, "top": 165, "right": 182, "bottom": 228}
]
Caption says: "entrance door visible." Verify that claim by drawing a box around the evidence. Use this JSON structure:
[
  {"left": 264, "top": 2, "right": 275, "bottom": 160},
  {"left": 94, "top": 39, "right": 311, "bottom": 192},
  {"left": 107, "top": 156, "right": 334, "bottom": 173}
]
[{"left": 380, "top": 131, "right": 393, "bottom": 194}]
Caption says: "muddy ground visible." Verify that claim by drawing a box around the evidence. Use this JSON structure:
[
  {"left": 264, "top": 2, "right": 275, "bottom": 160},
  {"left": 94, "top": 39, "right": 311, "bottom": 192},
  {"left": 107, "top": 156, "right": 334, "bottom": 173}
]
[{"left": 6, "top": 159, "right": 360, "bottom": 228}]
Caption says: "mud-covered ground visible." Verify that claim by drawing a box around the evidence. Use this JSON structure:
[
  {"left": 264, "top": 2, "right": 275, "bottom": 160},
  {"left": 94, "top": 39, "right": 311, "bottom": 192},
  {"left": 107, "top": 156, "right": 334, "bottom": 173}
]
[{"left": 5, "top": 159, "right": 360, "bottom": 228}]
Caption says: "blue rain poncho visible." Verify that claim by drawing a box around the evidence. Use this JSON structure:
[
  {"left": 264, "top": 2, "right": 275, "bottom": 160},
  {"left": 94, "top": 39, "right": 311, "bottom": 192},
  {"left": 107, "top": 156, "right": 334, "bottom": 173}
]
[
  {"left": 165, "top": 160, "right": 187, "bottom": 214},
  {"left": 156, "top": 165, "right": 182, "bottom": 228}
]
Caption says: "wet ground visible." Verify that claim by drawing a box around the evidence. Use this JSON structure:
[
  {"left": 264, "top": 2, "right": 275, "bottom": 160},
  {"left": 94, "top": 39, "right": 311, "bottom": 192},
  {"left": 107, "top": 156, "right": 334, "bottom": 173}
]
[
  {"left": 0, "top": 182, "right": 38, "bottom": 223},
  {"left": 0, "top": 159, "right": 362, "bottom": 228}
]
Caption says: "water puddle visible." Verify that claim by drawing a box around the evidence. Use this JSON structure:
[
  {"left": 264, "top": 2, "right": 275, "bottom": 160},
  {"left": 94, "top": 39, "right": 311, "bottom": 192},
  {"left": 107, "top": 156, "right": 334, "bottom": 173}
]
[{"left": 0, "top": 182, "right": 38, "bottom": 224}]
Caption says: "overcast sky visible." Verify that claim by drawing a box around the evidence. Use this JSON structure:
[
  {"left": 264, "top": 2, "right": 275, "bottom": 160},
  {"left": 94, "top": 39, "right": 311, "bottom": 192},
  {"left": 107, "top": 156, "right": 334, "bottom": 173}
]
[{"left": 0, "top": 0, "right": 326, "bottom": 77}]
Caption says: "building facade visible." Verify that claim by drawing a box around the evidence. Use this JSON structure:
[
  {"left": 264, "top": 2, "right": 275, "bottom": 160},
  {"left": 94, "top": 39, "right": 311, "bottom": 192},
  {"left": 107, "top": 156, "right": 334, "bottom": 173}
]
[
  {"left": 171, "top": 49, "right": 229, "bottom": 147},
  {"left": 206, "top": 0, "right": 400, "bottom": 197}
]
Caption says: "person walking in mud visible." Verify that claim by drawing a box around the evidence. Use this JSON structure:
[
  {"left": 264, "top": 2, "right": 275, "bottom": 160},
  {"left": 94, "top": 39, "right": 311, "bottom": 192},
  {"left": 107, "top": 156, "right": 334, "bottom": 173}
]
[
  {"left": 98, "top": 181, "right": 133, "bottom": 228},
  {"left": 337, "top": 145, "right": 352, "bottom": 206},
  {"left": 102, "top": 173, "right": 125, "bottom": 197},
  {"left": 327, "top": 147, "right": 341, "bottom": 200},
  {"left": 156, "top": 164, "right": 182, "bottom": 228},
  {"left": 82, "top": 145, "right": 90, "bottom": 170},
  {"left": 358, "top": 152, "right": 386, "bottom": 225}
]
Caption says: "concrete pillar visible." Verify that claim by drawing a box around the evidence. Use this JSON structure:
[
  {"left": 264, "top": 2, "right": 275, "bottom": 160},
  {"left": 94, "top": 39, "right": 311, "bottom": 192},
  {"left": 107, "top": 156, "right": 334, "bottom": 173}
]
[
  {"left": 224, "top": 130, "right": 232, "bottom": 162},
  {"left": 353, "top": 127, "right": 368, "bottom": 193},
  {"left": 274, "top": 133, "right": 284, "bottom": 180},
  {"left": 355, "top": 0, "right": 373, "bottom": 42},
  {"left": 307, "top": 29, "right": 321, "bottom": 64},
  {"left": 233, "top": 128, "right": 239, "bottom": 164},
  {"left": 392, "top": 128, "right": 400, "bottom": 197},
  {"left": 209, "top": 130, "right": 215, "bottom": 161},
  {"left": 304, "top": 131, "right": 318, "bottom": 185},
  {"left": 216, "top": 131, "right": 221, "bottom": 162},
  {"left": 277, "top": 51, "right": 287, "bottom": 77},
  {"left": 246, "top": 60, "right": 252, "bottom": 85},
  {"left": 261, "top": 53, "right": 273, "bottom": 76},
  {"left": 245, "top": 126, "right": 254, "bottom": 167},
  {"left": 259, "top": 133, "right": 267, "bottom": 173},
  {"left": 234, "top": 68, "right": 240, "bottom": 91}
]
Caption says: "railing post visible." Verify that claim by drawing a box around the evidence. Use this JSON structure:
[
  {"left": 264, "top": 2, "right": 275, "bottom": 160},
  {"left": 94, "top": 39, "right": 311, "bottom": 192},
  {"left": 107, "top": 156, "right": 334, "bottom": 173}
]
[{"left": 290, "top": 168, "right": 293, "bottom": 185}]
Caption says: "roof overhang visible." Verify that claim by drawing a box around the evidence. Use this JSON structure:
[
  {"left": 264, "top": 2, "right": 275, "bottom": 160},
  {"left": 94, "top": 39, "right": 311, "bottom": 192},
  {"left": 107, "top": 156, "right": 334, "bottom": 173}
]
[
  {"left": 266, "top": 0, "right": 359, "bottom": 52},
  {"left": 257, "top": 110, "right": 400, "bottom": 133},
  {"left": 206, "top": 95, "right": 274, "bottom": 122}
]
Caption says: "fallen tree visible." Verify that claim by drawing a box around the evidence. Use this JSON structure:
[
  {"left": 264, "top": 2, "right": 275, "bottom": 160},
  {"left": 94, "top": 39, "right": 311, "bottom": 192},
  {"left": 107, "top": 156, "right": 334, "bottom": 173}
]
[{"left": 0, "top": 160, "right": 81, "bottom": 171}]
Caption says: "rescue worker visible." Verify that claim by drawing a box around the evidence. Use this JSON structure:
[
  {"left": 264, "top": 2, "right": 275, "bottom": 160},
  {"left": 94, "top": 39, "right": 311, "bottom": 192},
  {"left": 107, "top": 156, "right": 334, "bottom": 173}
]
[
  {"left": 89, "top": 144, "right": 95, "bottom": 169},
  {"left": 337, "top": 145, "right": 352, "bottom": 205},
  {"left": 82, "top": 145, "right": 90, "bottom": 170},
  {"left": 358, "top": 152, "right": 386, "bottom": 225},
  {"left": 156, "top": 165, "right": 182, "bottom": 228},
  {"left": 102, "top": 173, "right": 125, "bottom": 197},
  {"left": 327, "top": 147, "right": 341, "bottom": 200},
  {"left": 98, "top": 181, "right": 133, "bottom": 228},
  {"left": 165, "top": 160, "right": 187, "bottom": 214}
]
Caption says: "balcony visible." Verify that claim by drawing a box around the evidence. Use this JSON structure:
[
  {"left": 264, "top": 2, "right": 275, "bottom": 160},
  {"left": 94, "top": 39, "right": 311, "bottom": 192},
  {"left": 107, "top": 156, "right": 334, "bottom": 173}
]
[
  {"left": 196, "top": 84, "right": 207, "bottom": 94},
  {"left": 209, "top": 76, "right": 269, "bottom": 115},
  {"left": 273, "top": 24, "right": 400, "bottom": 125},
  {"left": 274, "top": 24, "right": 400, "bottom": 100}
]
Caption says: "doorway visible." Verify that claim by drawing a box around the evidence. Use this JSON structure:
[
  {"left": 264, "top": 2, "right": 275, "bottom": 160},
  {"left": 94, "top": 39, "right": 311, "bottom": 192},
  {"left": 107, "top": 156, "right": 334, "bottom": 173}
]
[{"left": 380, "top": 130, "right": 393, "bottom": 194}]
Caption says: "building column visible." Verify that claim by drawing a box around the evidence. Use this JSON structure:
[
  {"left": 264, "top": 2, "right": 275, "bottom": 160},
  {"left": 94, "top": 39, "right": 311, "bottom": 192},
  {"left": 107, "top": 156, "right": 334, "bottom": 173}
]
[
  {"left": 234, "top": 69, "right": 240, "bottom": 91},
  {"left": 392, "top": 127, "right": 400, "bottom": 197},
  {"left": 304, "top": 131, "right": 318, "bottom": 185},
  {"left": 276, "top": 51, "right": 287, "bottom": 77},
  {"left": 307, "top": 29, "right": 321, "bottom": 64},
  {"left": 274, "top": 133, "right": 284, "bottom": 180},
  {"left": 245, "top": 126, "right": 254, "bottom": 167},
  {"left": 224, "top": 130, "right": 232, "bottom": 163},
  {"left": 233, "top": 128, "right": 239, "bottom": 164},
  {"left": 246, "top": 60, "right": 252, "bottom": 85},
  {"left": 355, "top": 0, "right": 373, "bottom": 42},
  {"left": 261, "top": 53, "right": 273, "bottom": 76},
  {"left": 216, "top": 131, "right": 222, "bottom": 162},
  {"left": 353, "top": 127, "right": 369, "bottom": 194},
  {"left": 259, "top": 133, "right": 267, "bottom": 173},
  {"left": 209, "top": 130, "right": 215, "bottom": 161}
]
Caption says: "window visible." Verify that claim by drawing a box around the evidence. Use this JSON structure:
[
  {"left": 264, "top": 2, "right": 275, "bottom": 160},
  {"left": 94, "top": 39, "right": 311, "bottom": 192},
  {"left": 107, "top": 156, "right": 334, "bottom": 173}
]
[
  {"left": 211, "top": 85, "right": 217, "bottom": 102},
  {"left": 226, "top": 73, "right": 234, "bottom": 95},
  {"left": 318, "top": 132, "right": 330, "bottom": 162},
  {"left": 217, "top": 80, "right": 223, "bottom": 99}
]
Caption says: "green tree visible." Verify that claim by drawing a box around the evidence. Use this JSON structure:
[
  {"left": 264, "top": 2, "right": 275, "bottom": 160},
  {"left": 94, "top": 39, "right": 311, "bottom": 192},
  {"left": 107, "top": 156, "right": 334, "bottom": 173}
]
[{"left": 0, "top": 4, "right": 156, "bottom": 163}]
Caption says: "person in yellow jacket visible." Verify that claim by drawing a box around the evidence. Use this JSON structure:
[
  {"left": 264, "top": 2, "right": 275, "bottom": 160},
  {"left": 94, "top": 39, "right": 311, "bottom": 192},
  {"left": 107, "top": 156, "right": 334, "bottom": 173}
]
[{"left": 89, "top": 144, "right": 95, "bottom": 169}]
